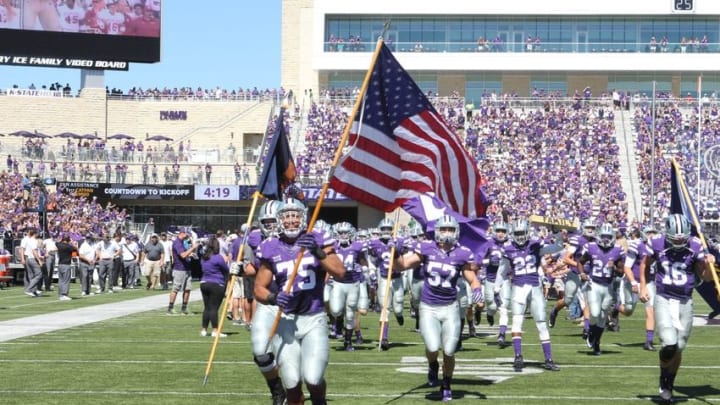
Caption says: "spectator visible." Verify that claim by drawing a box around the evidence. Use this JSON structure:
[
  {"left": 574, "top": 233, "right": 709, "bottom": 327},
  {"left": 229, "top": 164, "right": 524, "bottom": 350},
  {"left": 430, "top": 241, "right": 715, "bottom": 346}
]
[{"left": 199, "top": 237, "right": 229, "bottom": 338}]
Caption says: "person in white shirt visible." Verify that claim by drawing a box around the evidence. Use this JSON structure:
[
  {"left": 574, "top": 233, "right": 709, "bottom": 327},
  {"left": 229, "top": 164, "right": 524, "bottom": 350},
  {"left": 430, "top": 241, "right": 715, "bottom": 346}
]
[
  {"left": 160, "top": 232, "right": 173, "bottom": 289},
  {"left": 121, "top": 233, "right": 141, "bottom": 289},
  {"left": 57, "top": 0, "right": 85, "bottom": 32},
  {"left": 96, "top": 232, "right": 121, "bottom": 293},
  {"left": 22, "top": 228, "right": 44, "bottom": 297},
  {"left": 98, "top": 0, "right": 127, "bottom": 35},
  {"left": 78, "top": 234, "right": 98, "bottom": 296},
  {"left": 42, "top": 234, "right": 58, "bottom": 292}
]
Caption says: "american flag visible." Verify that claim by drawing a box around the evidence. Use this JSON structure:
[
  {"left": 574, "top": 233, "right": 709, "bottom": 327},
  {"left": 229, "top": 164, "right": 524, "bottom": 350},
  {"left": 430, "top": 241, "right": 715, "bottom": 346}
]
[{"left": 329, "top": 42, "right": 485, "bottom": 218}]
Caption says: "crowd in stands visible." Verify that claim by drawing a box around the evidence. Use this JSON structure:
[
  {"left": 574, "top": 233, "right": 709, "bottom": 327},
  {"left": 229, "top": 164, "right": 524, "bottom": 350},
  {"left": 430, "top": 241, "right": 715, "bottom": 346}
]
[
  {"left": 0, "top": 171, "right": 127, "bottom": 241},
  {"left": 648, "top": 35, "right": 710, "bottom": 53},
  {"left": 1, "top": 82, "right": 288, "bottom": 102},
  {"left": 633, "top": 94, "right": 720, "bottom": 227},
  {"left": 296, "top": 90, "right": 645, "bottom": 229},
  {"left": 4, "top": 83, "right": 720, "bottom": 233}
]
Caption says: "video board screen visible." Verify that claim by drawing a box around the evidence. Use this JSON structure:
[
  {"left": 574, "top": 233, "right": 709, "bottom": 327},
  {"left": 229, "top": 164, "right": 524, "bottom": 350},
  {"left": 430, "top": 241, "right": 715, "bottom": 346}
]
[{"left": 0, "top": 0, "right": 161, "bottom": 65}]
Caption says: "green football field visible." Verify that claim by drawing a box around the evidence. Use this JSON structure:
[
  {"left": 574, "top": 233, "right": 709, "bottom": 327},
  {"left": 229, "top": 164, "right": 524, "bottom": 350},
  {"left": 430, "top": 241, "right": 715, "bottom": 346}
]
[{"left": 0, "top": 286, "right": 719, "bottom": 405}]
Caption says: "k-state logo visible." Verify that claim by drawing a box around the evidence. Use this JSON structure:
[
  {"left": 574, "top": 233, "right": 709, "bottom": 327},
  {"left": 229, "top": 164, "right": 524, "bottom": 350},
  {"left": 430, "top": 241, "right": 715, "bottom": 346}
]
[{"left": 703, "top": 145, "right": 720, "bottom": 178}]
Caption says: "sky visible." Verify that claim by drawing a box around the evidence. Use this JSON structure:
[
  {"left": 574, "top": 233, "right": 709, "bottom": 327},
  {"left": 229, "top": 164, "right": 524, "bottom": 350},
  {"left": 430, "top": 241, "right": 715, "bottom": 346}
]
[{"left": 0, "top": 1, "right": 282, "bottom": 92}]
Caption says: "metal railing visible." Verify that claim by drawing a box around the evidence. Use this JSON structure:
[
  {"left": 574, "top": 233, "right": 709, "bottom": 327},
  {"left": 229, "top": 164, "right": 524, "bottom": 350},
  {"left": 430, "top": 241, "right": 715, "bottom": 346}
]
[{"left": 324, "top": 40, "right": 720, "bottom": 54}]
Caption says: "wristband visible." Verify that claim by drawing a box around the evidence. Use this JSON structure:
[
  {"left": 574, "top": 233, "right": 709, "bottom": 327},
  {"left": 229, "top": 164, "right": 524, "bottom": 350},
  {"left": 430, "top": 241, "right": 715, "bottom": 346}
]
[
  {"left": 313, "top": 248, "right": 327, "bottom": 260},
  {"left": 266, "top": 292, "right": 277, "bottom": 305}
]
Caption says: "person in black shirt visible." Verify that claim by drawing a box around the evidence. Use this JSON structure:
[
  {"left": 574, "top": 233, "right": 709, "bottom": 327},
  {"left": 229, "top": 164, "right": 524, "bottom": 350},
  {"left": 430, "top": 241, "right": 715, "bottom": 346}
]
[{"left": 56, "top": 235, "right": 78, "bottom": 301}]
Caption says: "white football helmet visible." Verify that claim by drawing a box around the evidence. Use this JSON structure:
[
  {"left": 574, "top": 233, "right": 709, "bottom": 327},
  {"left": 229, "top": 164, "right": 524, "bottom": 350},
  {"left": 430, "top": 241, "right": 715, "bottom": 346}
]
[
  {"left": 434, "top": 215, "right": 459, "bottom": 245},
  {"left": 276, "top": 197, "right": 307, "bottom": 239}
]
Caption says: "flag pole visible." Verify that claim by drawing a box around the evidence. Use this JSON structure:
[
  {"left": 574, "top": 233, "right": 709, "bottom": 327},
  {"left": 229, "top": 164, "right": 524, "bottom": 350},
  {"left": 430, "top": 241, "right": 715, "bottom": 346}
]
[
  {"left": 697, "top": 74, "right": 702, "bottom": 206},
  {"left": 202, "top": 191, "right": 262, "bottom": 385},
  {"left": 264, "top": 38, "right": 388, "bottom": 352},
  {"left": 377, "top": 208, "right": 402, "bottom": 351},
  {"left": 672, "top": 158, "right": 720, "bottom": 298}
]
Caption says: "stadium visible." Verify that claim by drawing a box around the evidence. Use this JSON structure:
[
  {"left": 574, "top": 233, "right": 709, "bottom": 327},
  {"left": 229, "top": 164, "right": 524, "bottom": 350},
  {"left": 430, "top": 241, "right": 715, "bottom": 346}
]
[{"left": 1, "top": 1, "right": 720, "bottom": 404}]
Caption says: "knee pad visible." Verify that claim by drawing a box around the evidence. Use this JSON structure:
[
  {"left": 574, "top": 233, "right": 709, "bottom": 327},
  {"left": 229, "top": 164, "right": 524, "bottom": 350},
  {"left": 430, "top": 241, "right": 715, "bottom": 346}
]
[
  {"left": 253, "top": 353, "right": 276, "bottom": 373},
  {"left": 660, "top": 344, "right": 678, "bottom": 362}
]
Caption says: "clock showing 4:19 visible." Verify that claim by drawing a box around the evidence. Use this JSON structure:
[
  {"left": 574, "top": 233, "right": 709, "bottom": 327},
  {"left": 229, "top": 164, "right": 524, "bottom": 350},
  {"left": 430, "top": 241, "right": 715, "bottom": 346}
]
[{"left": 195, "top": 185, "right": 239, "bottom": 201}]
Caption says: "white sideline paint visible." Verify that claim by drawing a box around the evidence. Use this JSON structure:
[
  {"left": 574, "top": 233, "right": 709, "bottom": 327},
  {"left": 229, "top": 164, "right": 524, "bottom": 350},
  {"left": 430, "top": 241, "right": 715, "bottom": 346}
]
[{"left": 0, "top": 289, "right": 202, "bottom": 342}]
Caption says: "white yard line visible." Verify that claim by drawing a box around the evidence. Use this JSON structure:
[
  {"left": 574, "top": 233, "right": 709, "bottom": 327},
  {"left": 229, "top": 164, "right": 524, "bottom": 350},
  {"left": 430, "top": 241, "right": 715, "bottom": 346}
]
[{"left": 0, "top": 289, "right": 202, "bottom": 342}]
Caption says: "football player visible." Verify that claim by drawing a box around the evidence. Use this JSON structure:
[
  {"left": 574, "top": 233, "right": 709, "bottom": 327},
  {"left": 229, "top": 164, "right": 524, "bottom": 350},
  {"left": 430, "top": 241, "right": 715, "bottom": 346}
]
[
  {"left": 577, "top": 223, "right": 625, "bottom": 355},
  {"left": 254, "top": 197, "right": 346, "bottom": 405},
  {"left": 367, "top": 218, "right": 406, "bottom": 350},
  {"left": 395, "top": 215, "right": 483, "bottom": 402},
  {"left": 230, "top": 200, "right": 287, "bottom": 405},
  {"left": 496, "top": 218, "right": 560, "bottom": 372},
  {"left": 554, "top": 218, "right": 598, "bottom": 339},
  {"left": 329, "top": 222, "right": 367, "bottom": 351},
  {"left": 478, "top": 220, "right": 512, "bottom": 346},
  {"left": 622, "top": 225, "right": 659, "bottom": 350},
  {"left": 639, "top": 214, "right": 715, "bottom": 403}
]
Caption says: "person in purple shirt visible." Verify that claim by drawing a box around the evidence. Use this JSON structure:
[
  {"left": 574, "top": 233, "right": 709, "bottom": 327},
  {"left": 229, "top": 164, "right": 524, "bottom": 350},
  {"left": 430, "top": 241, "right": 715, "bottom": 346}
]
[
  {"left": 496, "top": 218, "right": 560, "bottom": 372},
  {"left": 254, "top": 197, "right": 345, "bottom": 405},
  {"left": 623, "top": 226, "right": 659, "bottom": 351},
  {"left": 639, "top": 214, "right": 715, "bottom": 403},
  {"left": 578, "top": 223, "right": 625, "bottom": 355},
  {"left": 328, "top": 221, "right": 367, "bottom": 352},
  {"left": 395, "top": 215, "right": 482, "bottom": 403},
  {"left": 553, "top": 218, "right": 598, "bottom": 338},
  {"left": 367, "top": 217, "right": 406, "bottom": 350},
  {"left": 167, "top": 227, "right": 200, "bottom": 315},
  {"left": 199, "top": 237, "right": 229, "bottom": 338},
  {"left": 478, "top": 221, "right": 512, "bottom": 347}
]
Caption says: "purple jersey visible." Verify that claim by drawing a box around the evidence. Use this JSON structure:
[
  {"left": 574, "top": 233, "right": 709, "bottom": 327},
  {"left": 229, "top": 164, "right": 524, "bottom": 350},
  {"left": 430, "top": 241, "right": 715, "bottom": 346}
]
[
  {"left": 479, "top": 239, "right": 505, "bottom": 282},
  {"left": 580, "top": 243, "right": 625, "bottom": 286},
  {"left": 257, "top": 230, "right": 333, "bottom": 315},
  {"left": 246, "top": 229, "right": 263, "bottom": 250},
  {"left": 368, "top": 237, "right": 404, "bottom": 279},
  {"left": 625, "top": 239, "right": 650, "bottom": 280},
  {"left": 648, "top": 235, "right": 706, "bottom": 301},
  {"left": 335, "top": 240, "right": 366, "bottom": 283},
  {"left": 502, "top": 237, "right": 543, "bottom": 287},
  {"left": 568, "top": 234, "right": 593, "bottom": 271},
  {"left": 416, "top": 240, "right": 474, "bottom": 306}
]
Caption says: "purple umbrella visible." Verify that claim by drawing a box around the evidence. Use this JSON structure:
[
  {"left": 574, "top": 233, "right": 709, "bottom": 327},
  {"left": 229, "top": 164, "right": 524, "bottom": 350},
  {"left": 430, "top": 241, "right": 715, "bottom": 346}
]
[
  {"left": 146, "top": 135, "right": 174, "bottom": 142},
  {"left": 107, "top": 133, "right": 135, "bottom": 140},
  {"left": 54, "top": 132, "right": 80, "bottom": 139},
  {"left": 82, "top": 133, "right": 102, "bottom": 140}
]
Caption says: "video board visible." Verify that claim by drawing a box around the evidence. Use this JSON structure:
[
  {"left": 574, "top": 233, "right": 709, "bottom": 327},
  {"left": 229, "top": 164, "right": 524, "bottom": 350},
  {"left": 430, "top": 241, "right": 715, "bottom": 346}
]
[{"left": 0, "top": 0, "right": 161, "bottom": 67}]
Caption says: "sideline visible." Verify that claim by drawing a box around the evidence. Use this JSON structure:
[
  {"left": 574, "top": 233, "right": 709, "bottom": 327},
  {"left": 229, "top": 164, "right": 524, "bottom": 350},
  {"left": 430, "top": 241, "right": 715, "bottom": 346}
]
[{"left": 0, "top": 289, "right": 202, "bottom": 342}]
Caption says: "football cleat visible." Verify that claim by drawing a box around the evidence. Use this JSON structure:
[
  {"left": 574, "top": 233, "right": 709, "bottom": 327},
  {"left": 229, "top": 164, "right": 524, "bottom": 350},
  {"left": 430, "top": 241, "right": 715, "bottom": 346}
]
[
  {"left": 513, "top": 355, "right": 524, "bottom": 372},
  {"left": 468, "top": 323, "right": 476, "bottom": 338},
  {"left": 644, "top": 341, "right": 656, "bottom": 351},
  {"left": 355, "top": 332, "right": 364, "bottom": 345},
  {"left": 487, "top": 314, "right": 495, "bottom": 327},
  {"left": 396, "top": 314, "right": 404, "bottom": 326},
  {"left": 474, "top": 309, "right": 482, "bottom": 325},
  {"left": 380, "top": 339, "right": 390, "bottom": 351},
  {"left": 441, "top": 388, "right": 452, "bottom": 402},
  {"left": 497, "top": 334, "right": 506, "bottom": 348},
  {"left": 544, "top": 359, "right": 560, "bottom": 371}
]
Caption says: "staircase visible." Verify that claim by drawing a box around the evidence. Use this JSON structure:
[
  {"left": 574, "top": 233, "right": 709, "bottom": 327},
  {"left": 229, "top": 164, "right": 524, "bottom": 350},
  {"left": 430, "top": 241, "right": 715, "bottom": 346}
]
[{"left": 614, "top": 108, "right": 642, "bottom": 223}]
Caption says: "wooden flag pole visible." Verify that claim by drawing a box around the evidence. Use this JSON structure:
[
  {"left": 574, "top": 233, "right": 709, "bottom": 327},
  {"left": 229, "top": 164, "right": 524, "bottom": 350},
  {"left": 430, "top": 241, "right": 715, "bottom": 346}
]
[
  {"left": 377, "top": 208, "right": 402, "bottom": 350},
  {"left": 264, "top": 38, "right": 387, "bottom": 352},
  {"left": 202, "top": 191, "right": 262, "bottom": 385},
  {"left": 672, "top": 159, "right": 720, "bottom": 298}
]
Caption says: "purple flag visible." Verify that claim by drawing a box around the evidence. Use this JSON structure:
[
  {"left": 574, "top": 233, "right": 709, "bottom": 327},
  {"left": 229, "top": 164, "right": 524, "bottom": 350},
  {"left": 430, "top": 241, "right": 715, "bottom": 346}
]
[{"left": 402, "top": 193, "right": 490, "bottom": 252}]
